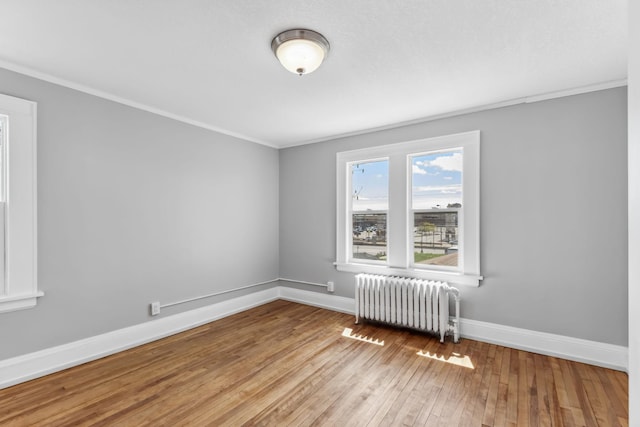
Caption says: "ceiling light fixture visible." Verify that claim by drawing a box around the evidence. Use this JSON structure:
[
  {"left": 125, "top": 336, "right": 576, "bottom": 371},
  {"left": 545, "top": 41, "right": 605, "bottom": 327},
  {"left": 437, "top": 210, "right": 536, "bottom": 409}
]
[{"left": 271, "top": 29, "right": 330, "bottom": 76}]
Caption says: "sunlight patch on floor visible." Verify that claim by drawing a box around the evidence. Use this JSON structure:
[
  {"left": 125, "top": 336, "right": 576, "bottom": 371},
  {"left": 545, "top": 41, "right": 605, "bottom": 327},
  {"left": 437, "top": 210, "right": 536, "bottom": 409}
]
[
  {"left": 341, "top": 328, "right": 385, "bottom": 346},
  {"left": 416, "top": 350, "right": 475, "bottom": 369}
]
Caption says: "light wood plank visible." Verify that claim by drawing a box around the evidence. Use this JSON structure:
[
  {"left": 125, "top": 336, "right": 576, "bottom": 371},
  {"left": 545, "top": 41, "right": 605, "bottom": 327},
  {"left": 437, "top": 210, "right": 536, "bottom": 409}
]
[{"left": 0, "top": 300, "right": 628, "bottom": 426}]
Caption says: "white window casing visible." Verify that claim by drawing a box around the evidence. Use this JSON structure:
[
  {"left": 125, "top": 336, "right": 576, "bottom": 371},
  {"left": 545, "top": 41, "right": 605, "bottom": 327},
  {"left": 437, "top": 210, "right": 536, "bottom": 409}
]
[
  {"left": 336, "top": 130, "right": 482, "bottom": 287},
  {"left": 0, "top": 93, "right": 41, "bottom": 313}
]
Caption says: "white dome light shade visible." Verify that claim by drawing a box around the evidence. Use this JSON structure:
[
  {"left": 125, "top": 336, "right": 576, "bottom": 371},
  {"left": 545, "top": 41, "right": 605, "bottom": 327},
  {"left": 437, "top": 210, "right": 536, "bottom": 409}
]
[
  {"left": 271, "top": 29, "right": 330, "bottom": 76},
  {"left": 276, "top": 39, "right": 325, "bottom": 75}
]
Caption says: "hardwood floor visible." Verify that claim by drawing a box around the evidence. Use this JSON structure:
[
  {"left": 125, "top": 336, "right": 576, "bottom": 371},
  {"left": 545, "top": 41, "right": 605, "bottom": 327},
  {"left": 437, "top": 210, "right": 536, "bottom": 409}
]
[{"left": 0, "top": 300, "right": 628, "bottom": 426}]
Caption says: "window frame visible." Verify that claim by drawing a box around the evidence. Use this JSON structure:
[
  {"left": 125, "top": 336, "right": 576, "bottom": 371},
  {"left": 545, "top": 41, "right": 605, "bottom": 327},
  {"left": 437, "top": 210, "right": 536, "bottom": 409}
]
[
  {"left": 336, "top": 130, "right": 482, "bottom": 287},
  {"left": 0, "top": 93, "right": 41, "bottom": 313}
]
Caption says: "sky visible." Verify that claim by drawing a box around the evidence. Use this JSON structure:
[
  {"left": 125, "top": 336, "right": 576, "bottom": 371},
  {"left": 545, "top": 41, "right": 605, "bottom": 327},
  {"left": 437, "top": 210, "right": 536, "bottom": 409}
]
[{"left": 351, "top": 149, "right": 462, "bottom": 211}]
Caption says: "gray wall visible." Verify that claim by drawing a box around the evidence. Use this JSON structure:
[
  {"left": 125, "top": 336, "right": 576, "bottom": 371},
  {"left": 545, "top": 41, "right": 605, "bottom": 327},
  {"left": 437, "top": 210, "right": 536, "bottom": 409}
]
[
  {"left": 0, "top": 68, "right": 279, "bottom": 359},
  {"left": 0, "top": 66, "right": 627, "bottom": 361},
  {"left": 280, "top": 87, "right": 628, "bottom": 346}
]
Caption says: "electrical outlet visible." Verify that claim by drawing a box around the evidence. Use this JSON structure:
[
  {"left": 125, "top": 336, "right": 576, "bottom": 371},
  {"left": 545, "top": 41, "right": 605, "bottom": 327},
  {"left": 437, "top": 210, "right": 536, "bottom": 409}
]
[
  {"left": 327, "top": 281, "right": 335, "bottom": 293},
  {"left": 150, "top": 301, "right": 160, "bottom": 316}
]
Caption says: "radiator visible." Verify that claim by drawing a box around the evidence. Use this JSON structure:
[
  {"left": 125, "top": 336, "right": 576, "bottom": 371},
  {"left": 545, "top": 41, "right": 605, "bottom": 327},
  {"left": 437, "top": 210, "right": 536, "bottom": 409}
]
[{"left": 354, "top": 273, "right": 460, "bottom": 343}]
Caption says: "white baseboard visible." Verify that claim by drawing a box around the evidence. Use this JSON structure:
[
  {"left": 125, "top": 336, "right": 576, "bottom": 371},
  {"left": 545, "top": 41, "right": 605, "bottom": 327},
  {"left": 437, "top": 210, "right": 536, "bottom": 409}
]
[
  {"left": 277, "top": 286, "right": 355, "bottom": 314},
  {"left": 0, "top": 286, "right": 628, "bottom": 390},
  {"left": 458, "top": 318, "right": 628, "bottom": 372},
  {"left": 280, "top": 290, "right": 628, "bottom": 372},
  {"left": 0, "top": 288, "right": 280, "bottom": 390}
]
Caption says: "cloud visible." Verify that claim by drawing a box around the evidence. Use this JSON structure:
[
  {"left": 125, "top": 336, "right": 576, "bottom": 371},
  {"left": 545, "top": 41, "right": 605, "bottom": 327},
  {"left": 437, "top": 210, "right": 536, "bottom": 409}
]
[
  {"left": 428, "top": 152, "right": 462, "bottom": 172},
  {"left": 412, "top": 164, "right": 426, "bottom": 175},
  {"left": 414, "top": 184, "right": 462, "bottom": 194},
  {"left": 413, "top": 164, "right": 440, "bottom": 176},
  {"left": 443, "top": 176, "right": 453, "bottom": 180}
]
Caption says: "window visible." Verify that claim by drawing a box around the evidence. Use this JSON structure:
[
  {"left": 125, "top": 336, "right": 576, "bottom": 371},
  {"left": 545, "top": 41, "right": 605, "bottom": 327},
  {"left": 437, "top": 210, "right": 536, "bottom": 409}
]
[
  {"left": 0, "top": 93, "right": 40, "bottom": 313},
  {"left": 336, "top": 131, "right": 481, "bottom": 287}
]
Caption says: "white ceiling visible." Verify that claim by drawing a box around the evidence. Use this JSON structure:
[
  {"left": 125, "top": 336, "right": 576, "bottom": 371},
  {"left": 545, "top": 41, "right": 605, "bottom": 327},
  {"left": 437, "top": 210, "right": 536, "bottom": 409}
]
[{"left": 0, "top": 1, "right": 627, "bottom": 148}]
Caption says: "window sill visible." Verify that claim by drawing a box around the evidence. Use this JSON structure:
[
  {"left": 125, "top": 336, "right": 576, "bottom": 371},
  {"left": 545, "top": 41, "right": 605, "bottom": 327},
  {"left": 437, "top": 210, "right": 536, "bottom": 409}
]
[
  {"left": 334, "top": 262, "right": 482, "bottom": 287},
  {"left": 0, "top": 292, "right": 44, "bottom": 313}
]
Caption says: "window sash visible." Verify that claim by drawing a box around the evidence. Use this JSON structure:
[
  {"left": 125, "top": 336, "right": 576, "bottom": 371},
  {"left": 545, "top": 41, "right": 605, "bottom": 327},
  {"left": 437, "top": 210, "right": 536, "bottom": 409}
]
[
  {"left": 347, "top": 157, "right": 389, "bottom": 265},
  {"left": 0, "top": 116, "right": 5, "bottom": 295}
]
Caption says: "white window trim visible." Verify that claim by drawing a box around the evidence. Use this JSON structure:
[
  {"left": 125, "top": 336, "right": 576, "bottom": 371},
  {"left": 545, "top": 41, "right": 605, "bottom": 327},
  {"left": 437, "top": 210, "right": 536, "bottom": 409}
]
[
  {"left": 336, "top": 130, "right": 482, "bottom": 287},
  {"left": 0, "top": 93, "right": 41, "bottom": 313}
]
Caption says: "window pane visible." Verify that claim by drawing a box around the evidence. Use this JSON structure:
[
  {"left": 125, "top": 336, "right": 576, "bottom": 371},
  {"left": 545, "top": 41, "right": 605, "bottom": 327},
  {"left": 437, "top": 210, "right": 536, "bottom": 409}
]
[
  {"left": 353, "top": 213, "right": 387, "bottom": 261},
  {"left": 414, "top": 211, "right": 458, "bottom": 267},
  {"left": 412, "top": 149, "right": 462, "bottom": 210},
  {"left": 351, "top": 159, "right": 388, "bottom": 263},
  {"left": 351, "top": 159, "right": 388, "bottom": 211}
]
